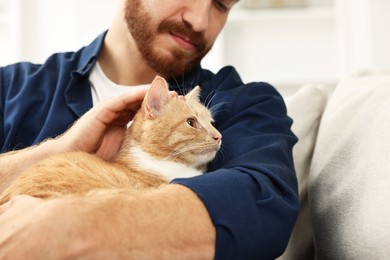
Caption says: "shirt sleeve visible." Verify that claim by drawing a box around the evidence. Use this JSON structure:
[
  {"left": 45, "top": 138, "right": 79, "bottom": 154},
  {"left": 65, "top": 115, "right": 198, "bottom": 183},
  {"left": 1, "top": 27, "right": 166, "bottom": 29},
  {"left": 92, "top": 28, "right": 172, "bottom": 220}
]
[{"left": 172, "top": 81, "right": 299, "bottom": 259}]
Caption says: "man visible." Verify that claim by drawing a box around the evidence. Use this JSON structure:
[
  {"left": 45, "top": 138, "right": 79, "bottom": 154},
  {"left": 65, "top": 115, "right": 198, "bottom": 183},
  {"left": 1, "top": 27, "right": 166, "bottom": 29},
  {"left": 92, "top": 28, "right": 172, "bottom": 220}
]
[{"left": 0, "top": 0, "right": 299, "bottom": 258}]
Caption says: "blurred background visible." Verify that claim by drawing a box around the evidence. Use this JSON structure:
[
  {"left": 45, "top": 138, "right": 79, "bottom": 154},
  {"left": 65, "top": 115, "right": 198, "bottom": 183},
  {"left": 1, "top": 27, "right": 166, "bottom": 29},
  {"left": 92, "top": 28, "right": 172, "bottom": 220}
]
[{"left": 1, "top": 0, "right": 390, "bottom": 95}]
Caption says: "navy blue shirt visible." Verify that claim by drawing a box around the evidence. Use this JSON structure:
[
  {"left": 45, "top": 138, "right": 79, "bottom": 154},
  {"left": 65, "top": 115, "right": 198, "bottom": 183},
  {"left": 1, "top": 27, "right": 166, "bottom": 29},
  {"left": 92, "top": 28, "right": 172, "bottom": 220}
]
[{"left": 0, "top": 32, "right": 299, "bottom": 259}]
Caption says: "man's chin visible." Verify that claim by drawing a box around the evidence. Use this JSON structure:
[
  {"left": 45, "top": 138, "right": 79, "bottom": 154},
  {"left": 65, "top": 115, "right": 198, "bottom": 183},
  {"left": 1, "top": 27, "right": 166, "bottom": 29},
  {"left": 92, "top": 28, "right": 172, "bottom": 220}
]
[
  {"left": 140, "top": 46, "right": 203, "bottom": 77},
  {"left": 150, "top": 59, "right": 200, "bottom": 78}
]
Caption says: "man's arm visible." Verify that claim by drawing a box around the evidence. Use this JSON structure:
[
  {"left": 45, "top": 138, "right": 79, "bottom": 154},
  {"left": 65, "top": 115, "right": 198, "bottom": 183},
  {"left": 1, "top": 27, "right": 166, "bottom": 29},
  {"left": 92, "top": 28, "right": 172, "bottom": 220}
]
[
  {"left": 0, "top": 139, "right": 63, "bottom": 194},
  {"left": 0, "top": 185, "right": 215, "bottom": 259},
  {"left": 0, "top": 89, "right": 147, "bottom": 194}
]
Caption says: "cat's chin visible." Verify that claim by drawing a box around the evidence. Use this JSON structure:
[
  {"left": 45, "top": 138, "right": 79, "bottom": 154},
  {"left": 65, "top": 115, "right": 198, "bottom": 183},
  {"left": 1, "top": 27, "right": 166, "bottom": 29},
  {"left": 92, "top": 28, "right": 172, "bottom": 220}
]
[{"left": 194, "top": 150, "right": 218, "bottom": 168}]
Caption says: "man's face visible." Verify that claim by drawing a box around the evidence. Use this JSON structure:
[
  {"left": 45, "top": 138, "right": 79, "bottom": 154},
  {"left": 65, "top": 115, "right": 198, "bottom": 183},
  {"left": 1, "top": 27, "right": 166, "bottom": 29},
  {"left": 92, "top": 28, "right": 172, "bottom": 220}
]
[{"left": 124, "top": 0, "right": 237, "bottom": 77}]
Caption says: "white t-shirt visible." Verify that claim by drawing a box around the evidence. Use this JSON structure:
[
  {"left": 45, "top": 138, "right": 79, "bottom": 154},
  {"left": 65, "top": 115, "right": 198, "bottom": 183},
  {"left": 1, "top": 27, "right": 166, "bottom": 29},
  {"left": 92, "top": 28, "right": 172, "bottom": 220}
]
[{"left": 89, "top": 62, "right": 148, "bottom": 105}]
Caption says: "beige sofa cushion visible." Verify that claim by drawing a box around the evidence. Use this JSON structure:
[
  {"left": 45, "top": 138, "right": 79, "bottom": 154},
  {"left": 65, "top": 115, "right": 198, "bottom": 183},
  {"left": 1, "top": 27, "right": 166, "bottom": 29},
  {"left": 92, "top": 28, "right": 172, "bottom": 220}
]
[{"left": 309, "top": 70, "right": 390, "bottom": 259}]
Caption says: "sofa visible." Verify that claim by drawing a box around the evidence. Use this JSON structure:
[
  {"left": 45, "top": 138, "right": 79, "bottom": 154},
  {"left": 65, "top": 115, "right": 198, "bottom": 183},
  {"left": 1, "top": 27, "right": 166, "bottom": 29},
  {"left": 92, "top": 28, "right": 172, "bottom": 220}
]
[{"left": 279, "top": 70, "right": 390, "bottom": 259}]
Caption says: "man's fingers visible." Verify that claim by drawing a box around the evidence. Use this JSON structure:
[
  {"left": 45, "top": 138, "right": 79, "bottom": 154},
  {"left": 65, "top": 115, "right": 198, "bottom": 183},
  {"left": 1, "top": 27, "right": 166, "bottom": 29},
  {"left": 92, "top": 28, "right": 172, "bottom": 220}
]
[
  {"left": 105, "top": 89, "right": 147, "bottom": 113},
  {"left": 92, "top": 89, "right": 147, "bottom": 125}
]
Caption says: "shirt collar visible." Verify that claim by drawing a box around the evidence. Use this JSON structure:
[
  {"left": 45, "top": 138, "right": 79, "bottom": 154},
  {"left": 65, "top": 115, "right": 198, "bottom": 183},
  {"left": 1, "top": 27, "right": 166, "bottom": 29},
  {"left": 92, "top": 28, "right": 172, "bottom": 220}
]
[{"left": 74, "top": 30, "right": 107, "bottom": 76}]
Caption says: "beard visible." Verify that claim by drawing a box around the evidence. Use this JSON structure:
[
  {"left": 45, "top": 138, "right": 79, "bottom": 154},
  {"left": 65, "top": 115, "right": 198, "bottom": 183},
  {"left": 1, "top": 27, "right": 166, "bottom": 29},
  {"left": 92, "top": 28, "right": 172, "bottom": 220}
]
[{"left": 124, "top": 0, "right": 212, "bottom": 78}]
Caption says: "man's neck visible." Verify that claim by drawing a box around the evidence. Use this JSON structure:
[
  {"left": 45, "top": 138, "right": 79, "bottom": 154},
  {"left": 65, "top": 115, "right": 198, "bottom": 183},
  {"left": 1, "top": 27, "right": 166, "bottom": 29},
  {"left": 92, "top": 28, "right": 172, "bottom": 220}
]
[{"left": 98, "top": 15, "right": 157, "bottom": 86}]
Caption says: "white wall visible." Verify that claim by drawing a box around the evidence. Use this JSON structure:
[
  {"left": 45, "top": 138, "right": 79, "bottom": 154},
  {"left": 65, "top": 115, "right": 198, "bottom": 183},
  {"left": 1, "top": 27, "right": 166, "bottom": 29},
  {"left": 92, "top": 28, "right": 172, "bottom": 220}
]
[
  {"left": 335, "top": 0, "right": 390, "bottom": 75},
  {"left": 202, "top": 1, "right": 340, "bottom": 95},
  {"left": 1, "top": 0, "right": 121, "bottom": 64}
]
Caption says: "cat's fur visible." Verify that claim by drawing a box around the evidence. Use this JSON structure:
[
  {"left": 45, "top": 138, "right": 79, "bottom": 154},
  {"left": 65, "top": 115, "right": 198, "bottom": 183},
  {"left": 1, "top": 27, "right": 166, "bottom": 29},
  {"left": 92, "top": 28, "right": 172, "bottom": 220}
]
[{"left": 0, "top": 76, "right": 222, "bottom": 204}]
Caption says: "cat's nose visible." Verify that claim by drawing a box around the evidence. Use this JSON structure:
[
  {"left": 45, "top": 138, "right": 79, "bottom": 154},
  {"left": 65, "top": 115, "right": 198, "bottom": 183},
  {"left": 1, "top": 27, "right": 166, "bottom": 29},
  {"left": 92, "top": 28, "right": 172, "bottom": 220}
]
[{"left": 213, "top": 134, "right": 222, "bottom": 145}]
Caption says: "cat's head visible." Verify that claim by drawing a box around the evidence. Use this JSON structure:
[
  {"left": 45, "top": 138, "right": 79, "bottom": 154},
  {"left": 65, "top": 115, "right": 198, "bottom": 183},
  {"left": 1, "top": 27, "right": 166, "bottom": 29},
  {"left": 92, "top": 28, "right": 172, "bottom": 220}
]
[{"left": 128, "top": 76, "right": 222, "bottom": 170}]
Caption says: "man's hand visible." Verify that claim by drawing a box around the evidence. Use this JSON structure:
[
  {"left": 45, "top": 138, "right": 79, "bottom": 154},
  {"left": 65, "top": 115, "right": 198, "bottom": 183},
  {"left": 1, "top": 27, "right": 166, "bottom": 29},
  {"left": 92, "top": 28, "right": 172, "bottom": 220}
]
[
  {"left": 0, "top": 89, "right": 146, "bottom": 192},
  {"left": 59, "top": 89, "right": 147, "bottom": 160}
]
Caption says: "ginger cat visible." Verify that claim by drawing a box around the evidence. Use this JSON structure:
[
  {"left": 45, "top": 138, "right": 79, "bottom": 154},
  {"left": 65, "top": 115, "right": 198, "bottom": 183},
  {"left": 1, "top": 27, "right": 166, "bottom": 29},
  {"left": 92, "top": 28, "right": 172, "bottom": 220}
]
[{"left": 0, "top": 76, "right": 222, "bottom": 204}]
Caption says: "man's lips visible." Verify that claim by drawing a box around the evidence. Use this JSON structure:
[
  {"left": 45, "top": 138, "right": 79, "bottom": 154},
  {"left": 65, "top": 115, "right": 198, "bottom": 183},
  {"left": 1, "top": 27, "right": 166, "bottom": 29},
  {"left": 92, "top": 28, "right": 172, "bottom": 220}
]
[{"left": 170, "top": 32, "right": 198, "bottom": 51}]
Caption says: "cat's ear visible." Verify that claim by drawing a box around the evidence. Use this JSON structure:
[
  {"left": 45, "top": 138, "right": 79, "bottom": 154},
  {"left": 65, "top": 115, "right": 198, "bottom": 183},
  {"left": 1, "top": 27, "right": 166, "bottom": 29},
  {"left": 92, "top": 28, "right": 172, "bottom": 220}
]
[
  {"left": 185, "top": 86, "right": 201, "bottom": 102},
  {"left": 145, "top": 76, "right": 170, "bottom": 117}
]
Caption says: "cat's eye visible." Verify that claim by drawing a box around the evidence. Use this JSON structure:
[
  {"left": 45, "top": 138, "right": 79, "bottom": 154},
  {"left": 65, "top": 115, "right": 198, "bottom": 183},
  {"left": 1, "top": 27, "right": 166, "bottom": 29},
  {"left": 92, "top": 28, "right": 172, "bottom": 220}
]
[{"left": 186, "top": 118, "right": 197, "bottom": 128}]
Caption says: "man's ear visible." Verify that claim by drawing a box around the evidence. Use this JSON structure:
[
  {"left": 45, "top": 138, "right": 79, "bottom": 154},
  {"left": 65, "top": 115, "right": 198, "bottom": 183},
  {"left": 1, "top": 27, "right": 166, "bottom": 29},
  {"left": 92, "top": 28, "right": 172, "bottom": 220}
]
[
  {"left": 185, "top": 86, "right": 201, "bottom": 102},
  {"left": 145, "top": 76, "right": 170, "bottom": 117}
]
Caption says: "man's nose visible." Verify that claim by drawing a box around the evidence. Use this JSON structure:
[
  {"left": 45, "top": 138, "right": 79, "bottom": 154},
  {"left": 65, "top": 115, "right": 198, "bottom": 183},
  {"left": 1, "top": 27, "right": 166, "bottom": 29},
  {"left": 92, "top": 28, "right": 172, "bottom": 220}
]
[{"left": 182, "top": 0, "right": 211, "bottom": 32}]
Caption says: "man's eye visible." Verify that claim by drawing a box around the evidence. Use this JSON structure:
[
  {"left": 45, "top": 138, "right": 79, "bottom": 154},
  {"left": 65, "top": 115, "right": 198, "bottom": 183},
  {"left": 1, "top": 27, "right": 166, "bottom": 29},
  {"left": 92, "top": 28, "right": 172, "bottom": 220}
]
[
  {"left": 214, "top": 0, "right": 237, "bottom": 12},
  {"left": 214, "top": 0, "right": 229, "bottom": 12}
]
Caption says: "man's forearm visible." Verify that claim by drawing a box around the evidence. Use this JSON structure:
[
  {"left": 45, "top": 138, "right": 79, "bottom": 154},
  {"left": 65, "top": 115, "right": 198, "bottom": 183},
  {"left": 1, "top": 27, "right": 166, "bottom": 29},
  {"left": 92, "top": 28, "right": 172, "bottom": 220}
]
[
  {"left": 0, "top": 184, "right": 216, "bottom": 259},
  {"left": 85, "top": 184, "right": 216, "bottom": 259},
  {"left": 78, "top": 184, "right": 216, "bottom": 259},
  {"left": 0, "top": 138, "right": 62, "bottom": 193}
]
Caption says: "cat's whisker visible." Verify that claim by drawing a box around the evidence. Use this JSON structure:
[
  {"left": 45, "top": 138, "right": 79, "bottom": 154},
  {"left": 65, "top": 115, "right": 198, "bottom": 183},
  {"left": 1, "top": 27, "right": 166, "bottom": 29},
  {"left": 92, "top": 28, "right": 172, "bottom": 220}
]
[
  {"left": 167, "top": 144, "right": 201, "bottom": 159},
  {"left": 181, "top": 71, "right": 186, "bottom": 94},
  {"left": 169, "top": 75, "right": 183, "bottom": 95},
  {"left": 165, "top": 142, "right": 214, "bottom": 160},
  {"left": 183, "top": 81, "right": 190, "bottom": 96},
  {"left": 216, "top": 146, "right": 226, "bottom": 162},
  {"left": 168, "top": 72, "right": 188, "bottom": 97},
  {"left": 205, "top": 90, "right": 216, "bottom": 109},
  {"left": 210, "top": 102, "right": 231, "bottom": 117}
]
